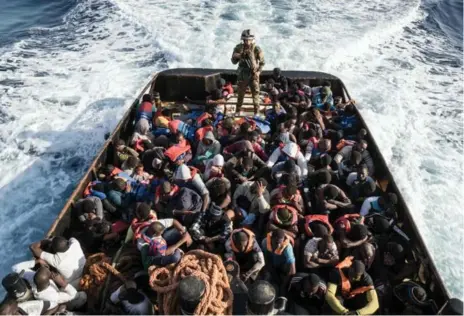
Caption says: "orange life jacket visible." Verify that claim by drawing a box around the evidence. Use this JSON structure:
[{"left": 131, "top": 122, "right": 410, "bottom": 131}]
[
  {"left": 336, "top": 139, "right": 356, "bottom": 151},
  {"left": 263, "top": 95, "right": 272, "bottom": 104},
  {"left": 164, "top": 144, "right": 192, "bottom": 162},
  {"left": 334, "top": 214, "right": 365, "bottom": 233},
  {"left": 270, "top": 204, "right": 298, "bottom": 226},
  {"left": 335, "top": 256, "right": 374, "bottom": 299},
  {"left": 134, "top": 139, "right": 145, "bottom": 152},
  {"left": 110, "top": 167, "right": 123, "bottom": 178},
  {"left": 304, "top": 214, "right": 334, "bottom": 237},
  {"left": 196, "top": 112, "right": 212, "bottom": 126},
  {"left": 230, "top": 228, "right": 255, "bottom": 254},
  {"left": 265, "top": 232, "right": 294, "bottom": 255},
  {"left": 83, "top": 182, "right": 92, "bottom": 197},
  {"left": 131, "top": 212, "right": 158, "bottom": 241},
  {"left": 195, "top": 125, "right": 214, "bottom": 141},
  {"left": 188, "top": 166, "right": 199, "bottom": 179}
]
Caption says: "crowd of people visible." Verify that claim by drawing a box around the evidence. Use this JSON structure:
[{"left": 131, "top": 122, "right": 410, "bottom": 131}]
[{"left": 1, "top": 69, "right": 442, "bottom": 315}]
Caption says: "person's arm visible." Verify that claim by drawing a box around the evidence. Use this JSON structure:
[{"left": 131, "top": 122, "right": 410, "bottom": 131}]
[
  {"left": 304, "top": 141, "right": 314, "bottom": 162},
  {"left": 165, "top": 233, "right": 192, "bottom": 255},
  {"left": 231, "top": 45, "right": 242, "bottom": 65},
  {"left": 124, "top": 146, "right": 140, "bottom": 158},
  {"left": 201, "top": 193, "right": 210, "bottom": 212},
  {"left": 356, "top": 289, "right": 379, "bottom": 315},
  {"left": 256, "top": 190, "right": 271, "bottom": 214},
  {"left": 305, "top": 254, "right": 320, "bottom": 268},
  {"left": 94, "top": 198, "right": 104, "bottom": 220},
  {"left": 30, "top": 241, "right": 44, "bottom": 258},
  {"left": 266, "top": 148, "right": 280, "bottom": 168},
  {"left": 51, "top": 273, "right": 78, "bottom": 304},
  {"left": 172, "top": 219, "right": 187, "bottom": 234},
  {"left": 244, "top": 249, "right": 265, "bottom": 280},
  {"left": 360, "top": 197, "right": 375, "bottom": 216},
  {"left": 297, "top": 154, "right": 308, "bottom": 179},
  {"left": 326, "top": 282, "right": 349, "bottom": 314},
  {"left": 253, "top": 144, "right": 268, "bottom": 161}
]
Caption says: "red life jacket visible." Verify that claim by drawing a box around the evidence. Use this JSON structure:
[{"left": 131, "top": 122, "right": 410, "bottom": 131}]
[
  {"left": 270, "top": 205, "right": 298, "bottom": 226},
  {"left": 83, "top": 182, "right": 92, "bottom": 197},
  {"left": 188, "top": 166, "right": 199, "bottom": 179},
  {"left": 195, "top": 125, "right": 214, "bottom": 141},
  {"left": 131, "top": 212, "right": 158, "bottom": 241},
  {"left": 223, "top": 83, "right": 234, "bottom": 95},
  {"left": 336, "top": 139, "right": 356, "bottom": 151},
  {"left": 196, "top": 112, "right": 212, "bottom": 126},
  {"left": 309, "top": 136, "right": 319, "bottom": 150},
  {"left": 134, "top": 139, "right": 145, "bottom": 152},
  {"left": 139, "top": 101, "right": 153, "bottom": 113},
  {"left": 164, "top": 144, "right": 192, "bottom": 162},
  {"left": 110, "top": 167, "right": 123, "bottom": 178},
  {"left": 155, "top": 184, "right": 179, "bottom": 200},
  {"left": 304, "top": 214, "right": 334, "bottom": 237},
  {"left": 334, "top": 214, "right": 365, "bottom": 233},
  {"left": 230, "top": 228, "right": 255, "bottom": 254}
]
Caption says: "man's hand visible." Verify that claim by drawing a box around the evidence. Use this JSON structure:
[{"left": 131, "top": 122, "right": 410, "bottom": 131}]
[
  {"left": 256, "top": 181, "right": 265, "bottom": 197},
  {"left": 232, "top": 53, "right": 242, "bottom": 60},
  {"left": 238, "top": 175, "right": 248, "bottom": 183},
  {"left": 51, "top": 272, "right": 67, "bottom": 288}
]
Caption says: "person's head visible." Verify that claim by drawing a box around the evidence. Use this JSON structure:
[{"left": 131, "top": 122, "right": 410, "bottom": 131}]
[
  {"left": 266, "top": 79, "right": 275, "bottom": 89},
  {"left": 283, "top": 183, "right": 298, "bottom": 199},
  {"left": 142, "top": 94, "right": 153, "bottom": 103},
  {"left": 120, "top": 281, "right": 145, "bottom": 305},
  {"left": 344, "top": 103, "right": 356, "bottom": 115},
  {"left": 136, "top": 203, "right": 151, "bottom": 221},
  {"left": 302, "top": 274, "right": 321, "bottom": 296},
  {"left": 113, "top": 178, "right": 126, "bottom": 191},
  {"left": 135, "top": 163, "right": 144, "bottom": 175},
  {"left": 348, "top": 224, "right": 369, "bottom": 241},
  {"left": 283, "top": 159, "right": 296, "bottom": 173},
  {"left": 233, "top": 231, "right": 249, "bottom": 252},
  {"left": 250, "top": 178, "right": 267, "bottom": 194},
  {"left": 174, "top": 164, "right": 192, "bottom": 183},
  {"left": 249, "top": 131, "right": 259, "bottom": 143},
  {"left": 202, "top": 136, "right": 213, "bottom": 146},
  {"left": 334, "top": 96, "right": 343, "bottom": 105},
  {"left": 94, "top": 221, "right": 111, "bottom": 235},
  {"left": 216, "top": 78, "right": 226, "bottom": 89},
  {"left": 150, "top": 221, "right": 165, "bottom": 237},
  {"left": 318, "top": 170, "right": 332, "bottom": 186},
  {"left": 357, "top": 164, "right": 369, "bottom": 182},
  {"left": 355, "top": 140, "right": 368, "bottom": 153},
  {"left": 82, "top": 199, "right": 96, "bottom": 214},
  {"left": 276, "top": 207, "right": 292, "bottom": 224},
  {"left": 125, "top": 156, "right": 139, "bottom": 170},
  {"left": 116, "top": 139, "right": 126, "bottom": 152},
  {"left": 176, "top": 132, "right": 185, "bottom": 143},
  {"left": 311, "top": 222, "right": 329, "bottom": 238},
  {"left": 320, "top": 153, "right": 332, "bottom": 167},
  {"left": 273, "top": 67, "right": 281, "bottom": 78},
  {"left": 318, "top": 234, "right": 334, "bottom": 252},
  {"left": 322, "top": 81, "right": 331, "bottom": 88},
  {"left": 319, "top": 138, "right": 331, "bottom": 153},
  {"left": 350, "top": 150, "right": 363, "bottom": 166},
  {"left": 241, "top": 29, "right": 255, "bottom": 47},
  {"left": 348, "top": 260, "right": 365, "bottom": 282},
  {"left": 0, "top": 298, "right": 18, "bottom": 315},
  {"left": 33, "top": 267, "right": 51, "bottom": 291},
  {"left": 240, "top": 122, "right": 251, "bottom": 134},
  {"left": 383, "top": 242, "right": 405, "bottom": 266},
  {"left": 378, "top": 193, "right": 398, "bottom": 209},
  {"left": 51, "top": 236, "right": 69, "bottom": 253},
  {"left": 242, "top": 156, "right": 254, "bottom": 173},
  {"left": 356, "top": 128, "right": 367, "bottom": 141},
  {"left": 271, "top": 229, "right": 286, "bottom": 249},
  {"left": 161, "top": 181, "right": 172, "bottom": 197},
  {"left": 208, "top": 203, "right": 224, "bottom": 222}
]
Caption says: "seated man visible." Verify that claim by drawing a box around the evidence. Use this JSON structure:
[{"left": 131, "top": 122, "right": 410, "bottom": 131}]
[
  {"left": 315, "top": 184, "right": 353, "bottom": 216},
  {"left": 270, "top": 183, "right": 304, "bottom": 213},
  {"left": 192, "top": 131, "right": 221, "bottom": 167},
  {"left": 233, "top": 178, "right": 270, "bottom": 216},
  {"left": 335, "top": 222, "right": 370, "bottom": 251},
  {"left": 138, "top": 221, "right": 191, "bottom": 269},
  {"left": 224, "top": 228, "right": 265, "bottom": 282},
  {"left": 325, "top": 258, "right": 379, "bottom": 315},
  {"left": 224, "top": 133, "right": 268, "bottom": 162},
  {"left": 73, "top": 196, "right": 104, "bottom": 225},
  {"left": 153, "top": 181, "right": 180, "bottom": 217},
  {"left": 225, "top": 149, "right": 266, "bottom": 190},
  {"left": 266, "top": 142, "right": 308, "bottom": 180},
  {"left": 125, "top": 202, "right": 158, "bottom": 243},
  {"left": 334, "top": 140, "right": 374, "bottom": 176},
  {"left": 346, "top": 164, "right": 377, "bottom": 204},
  {"left": 338, "top": 150, "right": 362, "bottom": 180},
  {"left": 110, "top": 280, "right": 153, "bottom": 315},
  {"left": 261, "top": 229, "right": 296, "bottom": 295},
  {"left": 0, "top": 297, "right": 63, "bottom": 316},
  {"left": 303, "top": 235, "right": 339, "bottom": 270},
  {"left": 174, "top": 164, "right": 210, "bottom": 212},
  {"left": 14, "top": 266, "right": 87, "bottom": 311},
  {"left": 360, "top": 192, "right": 398, "bottom": 217},
  {"left": 267, "top": 205, "right": 300, "bottom": 239},
  {"left": 166, "top": 187, "right": 203, "bottom": 225},
  {"left": 27, "top": 236, "right": 86, "bottom": 288},
  {"left": 189, "top": 203, "right": 232, "bottom": 254},
  {"left": 287, "top": 273, "right": 328, "bottom": 315},
  {"left": 271, "top": 159, "right": 301, "bottom": 185},
  {"left": 115, "top": 139, "right": 139, "bottom": 167}
]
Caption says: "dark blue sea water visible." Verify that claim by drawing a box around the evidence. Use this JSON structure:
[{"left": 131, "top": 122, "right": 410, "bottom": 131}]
[{"left": 0, "top": 0, "right": 462, "bottom": 300}]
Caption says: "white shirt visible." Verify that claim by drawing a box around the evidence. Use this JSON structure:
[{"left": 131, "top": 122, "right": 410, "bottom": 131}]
[
  {"left": 40, "top": 238, "right": 86, "bottom": 285},
  {"left": 18, "top": 300, "right": 49, "bottom": 316},
  {"left": 360, "top": 196, "right": 380, "bottom": 216},
  {"left": 110, "top": 285, "right": 153, "bottom": 315}
]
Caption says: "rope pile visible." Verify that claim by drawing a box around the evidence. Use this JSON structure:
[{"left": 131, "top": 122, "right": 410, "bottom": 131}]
[
  {"left": 149, "top": 249, "right": 234, "bottom": 315},
  {"left": 79, "top": 253, "right": 126, "bottom": 312}
]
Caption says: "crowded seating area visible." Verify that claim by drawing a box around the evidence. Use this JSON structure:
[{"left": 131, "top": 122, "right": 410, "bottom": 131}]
[{"left": 1, "top": 68, "right": 446, "bottom": 315}]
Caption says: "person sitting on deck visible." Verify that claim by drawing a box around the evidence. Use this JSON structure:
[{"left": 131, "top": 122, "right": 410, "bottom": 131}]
[
  {"left": 325, "top": 258, "right": 379, "bottom": 315},
  {"left": 136, "top": 94, "right": 156, "bottom": 124},
  {"left": 261, "top": 78, "right": 280, "bottom": 103},
  {"left": 267, "top": 205, "right": 300, "bottom": 239},
  {"left": 192, "top": 131, "right": 221, "bottom": 168},
  {"left": 270, "top": 67, "right": 289, "bottom": 92},
  {"left": 334, "top": 139, "right": 375, "bottom": 176},
  {"left": 0, "top": 297, "right": 64, "bottom": 316},
  {"left": 18, "top": 236, "right": 86, "bottom": 289},
  {"left": 166, "top": 187, "right": 203, "bottom": 225},
  {"left": 203, "top": 154, "right": 225, "bottom": 181},
  {"left": 331, "top": 103, "right": 361, "bottom": 137},
  {"left": 266, "top": 142, "right": 308, "bottom": 180},
  {"left": 225, "top": 149, "right": 266, "bottom": 190},
  {"left": 121, "top": 156, "right": 140, "bottom": 175},
  {"left": 173, "top": 164, "right": 210, "bottom": 212},
  {"left": 189, "top": 202, "right": 232, "bottom": 254},
  {"left": 233, "top": 178, "right": 271, "bottom": 217},
  {"left": 312, "top": 82, "right": 333, "bottom": 110},
  {"left": 346, "top": 164, "right": 377, "bottom": 204},
  {"left": 125, "top": 202, "right": 158, "bottom": 243},
  {"left": 13, "top": 266, "right": 87, "bottom": 311},
  {"left": 287, "top": 273, "right": 328, "bottom": 315},
  {"left": 338, "top": 150, "right": 363, "bottom": 180},
  {"left": 360, "top": 192, "right": 398, "bottom": 217},
  {"left": 336, "top": 222, "right": 370, "bottom": 251},
  {"left": 224, "top": 228, "right": 265, "bottom": 282},
  {"left": 74, "top": 196, "right": 104, "bottom": 224},
  {"left": 223, "top": 132, "right": 268, "bottom": 162},
  {"left": 315, "top": 183, "right": 353, "bottom": 216},
  {"left": 131, "top": 163, "right": 152, "bottom": 184},
  {"left": 272, "top": 159, "right": 302, "bottom": 186},
  {"left": 153, "top": 181, "right": 179, "bottom": 217},
  {"left": 109, "top": 280, "right": 153, "bottom": 315},
  {"left": 115, "top": 139, "right": 139, "bottom": 167},
  {"left": 303, "top": 234, "right": 339, "bottom": 270},
  {"left": 270, "top": 182, "right": 304, "bottom": 214},
  {"left": 138, "top": 220, "right": 191, "bottom": 269},
  {"left": 261, "top": 229, "right": 296, "bottom": 295}
]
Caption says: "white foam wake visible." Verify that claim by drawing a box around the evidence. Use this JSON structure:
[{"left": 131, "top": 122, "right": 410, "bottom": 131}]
[{"left": 0, "top": 0, "right": 461, "bottom": 297}]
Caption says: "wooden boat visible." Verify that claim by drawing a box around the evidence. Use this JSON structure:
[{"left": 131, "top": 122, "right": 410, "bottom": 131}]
[{"left": 13, "top": 68, "right": 460, "bottom": 314}]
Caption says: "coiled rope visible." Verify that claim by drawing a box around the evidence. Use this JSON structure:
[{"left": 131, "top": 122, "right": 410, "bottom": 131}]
[{"left": 149, "top": 249, "right": 234, "bottom": 315}]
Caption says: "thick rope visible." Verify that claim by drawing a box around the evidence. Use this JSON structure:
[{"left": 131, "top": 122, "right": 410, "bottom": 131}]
[{"left": 149, "top": 249, "right": 234, "bottom": 315}]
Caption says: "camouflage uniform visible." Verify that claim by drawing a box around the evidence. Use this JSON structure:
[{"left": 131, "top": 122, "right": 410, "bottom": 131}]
[{"left": 231, "top": 43, "right": 265, "bottom": 114}]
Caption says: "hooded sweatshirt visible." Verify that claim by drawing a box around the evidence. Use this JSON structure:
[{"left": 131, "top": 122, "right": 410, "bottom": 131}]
[{"left": 195, "top": 131, "right": 221, "bottom": 162}]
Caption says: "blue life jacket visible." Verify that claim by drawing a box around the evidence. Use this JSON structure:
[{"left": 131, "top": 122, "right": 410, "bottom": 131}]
[{"left": 340, "top": 114, "right": 358, "bottom": 130}]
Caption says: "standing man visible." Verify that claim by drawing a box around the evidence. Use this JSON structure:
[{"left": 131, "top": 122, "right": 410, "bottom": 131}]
[{"left": 231, "top": 29, "right": 265, "bottom": 116}]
